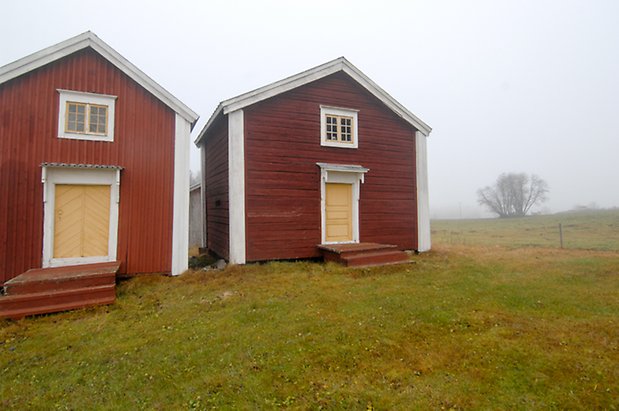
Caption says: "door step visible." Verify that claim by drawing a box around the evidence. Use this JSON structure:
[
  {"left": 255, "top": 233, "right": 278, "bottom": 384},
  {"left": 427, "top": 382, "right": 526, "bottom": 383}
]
[
  {"left": 317, "top": 243, "right": 410, "bottom": 267},
  {"left": 1, "top": 262, "right": 119, "bottom": 320},
  {"left": 0, "top": 285, "right": 116, "bottom": 320}
]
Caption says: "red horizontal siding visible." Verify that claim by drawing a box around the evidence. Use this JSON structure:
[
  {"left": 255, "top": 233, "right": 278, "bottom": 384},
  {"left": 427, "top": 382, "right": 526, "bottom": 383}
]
[
  {"left": 244, "top": 72, "right": 418, "bottom": 262},
  {"left": 0, "top": 48, "right": 176, "bottom": 282},
  {"left": 203, "top": 113, "right": 229, "bottom": 260}
]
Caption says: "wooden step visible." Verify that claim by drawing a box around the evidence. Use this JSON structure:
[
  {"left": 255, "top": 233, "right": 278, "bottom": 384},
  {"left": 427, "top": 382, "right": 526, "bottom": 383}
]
[
  {"left": 5, "top": 272, "right": 115, "bottom": 295},
  {"left": 342, "top": 249, "right": 409, "bottom": 267},
  {"left": 319, "top": 242, "right": 398, "bottom": 257},
  {"left": 3, "top": 262, "right": 119, "bottom": 295},
  {"left": 317, "top": 243, "right": 410, "bottom": 267},
  {"left": 0, "top": 262, "right": 120, "bottom": 320},
  {"left": 0, "top": 284, "right": 116, "bottom": 320}
]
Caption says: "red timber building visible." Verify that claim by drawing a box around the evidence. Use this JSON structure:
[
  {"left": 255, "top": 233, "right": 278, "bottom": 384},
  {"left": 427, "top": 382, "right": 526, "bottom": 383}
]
[
  {"left": 0, "top": 32, "right": 199, "bottom": 287},
  {"left": 195, "top": 58, "right": 432, "bottom": 265}
]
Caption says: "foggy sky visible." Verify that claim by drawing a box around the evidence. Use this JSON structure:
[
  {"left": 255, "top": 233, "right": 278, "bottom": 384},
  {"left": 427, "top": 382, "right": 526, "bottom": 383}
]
[{"left": 2, "top": 0, "right": 618, "bottom": 217}]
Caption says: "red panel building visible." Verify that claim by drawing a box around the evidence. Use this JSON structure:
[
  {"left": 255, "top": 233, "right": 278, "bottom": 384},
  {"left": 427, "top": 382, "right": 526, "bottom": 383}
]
[
  {"left": 0, "top": 32, "right": 198, "bottom": 284},
  {"left": 195, "top": 58, "right": 432, "bottom": 264}
]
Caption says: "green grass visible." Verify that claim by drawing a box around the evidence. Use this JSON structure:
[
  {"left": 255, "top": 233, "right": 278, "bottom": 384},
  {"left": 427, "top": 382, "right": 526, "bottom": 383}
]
[
  {"left": 432, "top": 209, "right": 619, "bottom": 250},
  {"left": 1, "top": 210, "right": 619, "bottom": 409}
]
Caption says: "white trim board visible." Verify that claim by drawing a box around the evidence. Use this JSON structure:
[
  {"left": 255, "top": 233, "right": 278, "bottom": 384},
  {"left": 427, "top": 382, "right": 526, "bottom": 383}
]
[
  {"left": 0, "top": 31, "right": 198, "bottom": 127},
  {"left": 415, "top": 131, "right": 431, "bottom": 252},
  {"left": 41, "top": 166, "right": 121, "bottom": 268},
  {"left": 228, "top": 109, "right": 246, "bottom": 264},
  {"left": 195, "top": 57, "right": 431, "bottom": 146},
  {"left": 171, "top": 113, "right": 192, "bottom": 275}
]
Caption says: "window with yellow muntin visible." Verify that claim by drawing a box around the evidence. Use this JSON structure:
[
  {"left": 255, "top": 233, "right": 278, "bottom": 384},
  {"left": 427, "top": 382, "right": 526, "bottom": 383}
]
[
  {"left": 325, "top": 115, "right": 354, "bottom": 144},
  {"left": 320, "top": 105, "right": 359, "bottom": 149},
  {"left": 65, "top": 102, "right": 108, "bottom": 135}
]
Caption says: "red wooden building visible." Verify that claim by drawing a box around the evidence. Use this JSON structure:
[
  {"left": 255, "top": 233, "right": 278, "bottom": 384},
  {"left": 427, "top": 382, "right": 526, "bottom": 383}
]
[
  {"left": 0, "top": 32, "right": 198, "bottom": 288},
  {"left": 195, "top": 58, "right": 431, "bottom": 265}
]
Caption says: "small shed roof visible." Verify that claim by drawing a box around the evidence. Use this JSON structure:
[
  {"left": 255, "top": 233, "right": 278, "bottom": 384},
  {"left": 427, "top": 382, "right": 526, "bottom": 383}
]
[
  {"left": 0, "top": 31, "right": 199, "bottom": 128},
  {"left": 195, "top": 57, "right": 431, "bottom": 145},
  {"left": 41, "top": 162, "right": 124, "bottom": 170}
]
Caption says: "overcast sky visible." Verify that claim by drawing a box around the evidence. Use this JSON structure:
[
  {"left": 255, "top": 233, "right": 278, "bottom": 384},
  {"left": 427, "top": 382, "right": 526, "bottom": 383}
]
[{"left": 2, "top": 0, "right": 618, "bottom": 217}]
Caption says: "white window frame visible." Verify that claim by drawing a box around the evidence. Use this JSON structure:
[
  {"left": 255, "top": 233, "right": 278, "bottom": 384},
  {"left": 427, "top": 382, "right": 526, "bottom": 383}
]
[
  {"left": 41, "top": 166, "right": 121, "bottom": 268},
  {"left": 320, "top": 105, "right": 359, "bottom": 149},
  {"left": 57, "top": 89, "right": 117, "bottom": 142}
]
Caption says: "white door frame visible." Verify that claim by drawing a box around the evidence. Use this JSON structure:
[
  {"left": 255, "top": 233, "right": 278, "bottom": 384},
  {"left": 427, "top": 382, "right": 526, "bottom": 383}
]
[
  {"left": 317, "top": 163, "right": 368, "bottom": 245},
  {"left": 41, "top": 165, "right": 121, "bottom": 268}
]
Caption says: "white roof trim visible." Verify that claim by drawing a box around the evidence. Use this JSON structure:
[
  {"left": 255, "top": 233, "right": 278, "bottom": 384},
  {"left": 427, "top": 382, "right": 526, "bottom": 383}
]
[
  {"left": 0, "top": 31, "right": 198, "bottom": 128},
  {"left": 41, "top": 162, "right": 123, "bottom": 170},
  {"left": 195, "top": 57, "right": 431, "bottom": 145},
  {"left": 316, "top": 162, "right": 369, "bottom": 174}
]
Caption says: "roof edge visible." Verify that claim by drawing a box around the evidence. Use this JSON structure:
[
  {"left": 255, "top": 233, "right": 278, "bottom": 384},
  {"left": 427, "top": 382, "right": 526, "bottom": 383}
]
[
  {"left": 41, "top": 162, "right": 124, "bottom": 170},
  {"left": 339, "top": 59, "right": 432, "bottom": 136},
  {"left": 0, "top": 31, "right": 199, "bottom": 127},
  {"left": 194, "top": 104, "right": 224, "bottom": 146},
  {"left": 194, "top": 57, "right": 431, "bottom": 145}
]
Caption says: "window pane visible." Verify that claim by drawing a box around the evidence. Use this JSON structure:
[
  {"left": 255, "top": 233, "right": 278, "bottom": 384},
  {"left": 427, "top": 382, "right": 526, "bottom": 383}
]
[
  {"left": 66, "top": 102, "right": 86, "bottom": 132},
  {"left": 89, "top": 105, "right": 107, "bottom": 134},
  {"left": 76, "top": 112, "right": 85, "bottom": 131}
]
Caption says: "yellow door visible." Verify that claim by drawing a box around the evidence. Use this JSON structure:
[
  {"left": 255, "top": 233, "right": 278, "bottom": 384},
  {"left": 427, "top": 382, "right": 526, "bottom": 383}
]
[
  {"left": 54, "top": 184, "right": 111, "bottom": 258},
  {"left": 325, "top": 183, "right": 353, "bottom": 242}
]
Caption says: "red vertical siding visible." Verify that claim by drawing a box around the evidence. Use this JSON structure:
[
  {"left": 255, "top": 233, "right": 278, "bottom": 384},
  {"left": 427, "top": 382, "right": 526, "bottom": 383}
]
[
  {"left": 203, "top": 113, "right": 229, "bottom": 259},
  {"left": 0, "top": 48, "right": 176, "bottom": 282},
  {"left": 244, "top": 72, "right": 418, "bottom": 262}
]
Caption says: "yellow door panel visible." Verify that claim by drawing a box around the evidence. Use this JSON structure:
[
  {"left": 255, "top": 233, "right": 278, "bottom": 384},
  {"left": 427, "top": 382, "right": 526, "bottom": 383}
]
[
  {"left": 53, "top": 184, "right": 110, "bottom": 259},
  {"left": 82, "top": 185, "right": 110, "bottom": 257},
  {"left": 54, "top": 185, "right": 85, "bottom": 258},
  {"left": 327, "top": 224, "right": 349, "bottom": 238},
  {"left": 325, "top": 183, "right": 352, "bottom": 242},
  {"left": 327, "top": 210, "right": 349, "bottom": 220}
]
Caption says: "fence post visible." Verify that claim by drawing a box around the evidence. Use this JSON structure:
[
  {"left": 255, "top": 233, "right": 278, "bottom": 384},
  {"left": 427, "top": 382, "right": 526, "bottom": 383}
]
[{"left": 559, "top": 223, "right": 564, "bottom": 249}]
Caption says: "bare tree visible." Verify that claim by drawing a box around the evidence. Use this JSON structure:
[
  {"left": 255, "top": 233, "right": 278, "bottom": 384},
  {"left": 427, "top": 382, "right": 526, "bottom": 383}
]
[{"left": 477, "top": 173, "right": 549, "bottom": 218}]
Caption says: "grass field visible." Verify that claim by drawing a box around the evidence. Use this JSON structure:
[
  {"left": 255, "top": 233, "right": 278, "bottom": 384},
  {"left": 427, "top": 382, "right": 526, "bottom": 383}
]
[
  {"left": 1, "top": 211, "right": 618, "bottom": 409},
  {"left": 432, "top": 209, "right": 619, "bottom": 251}
]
